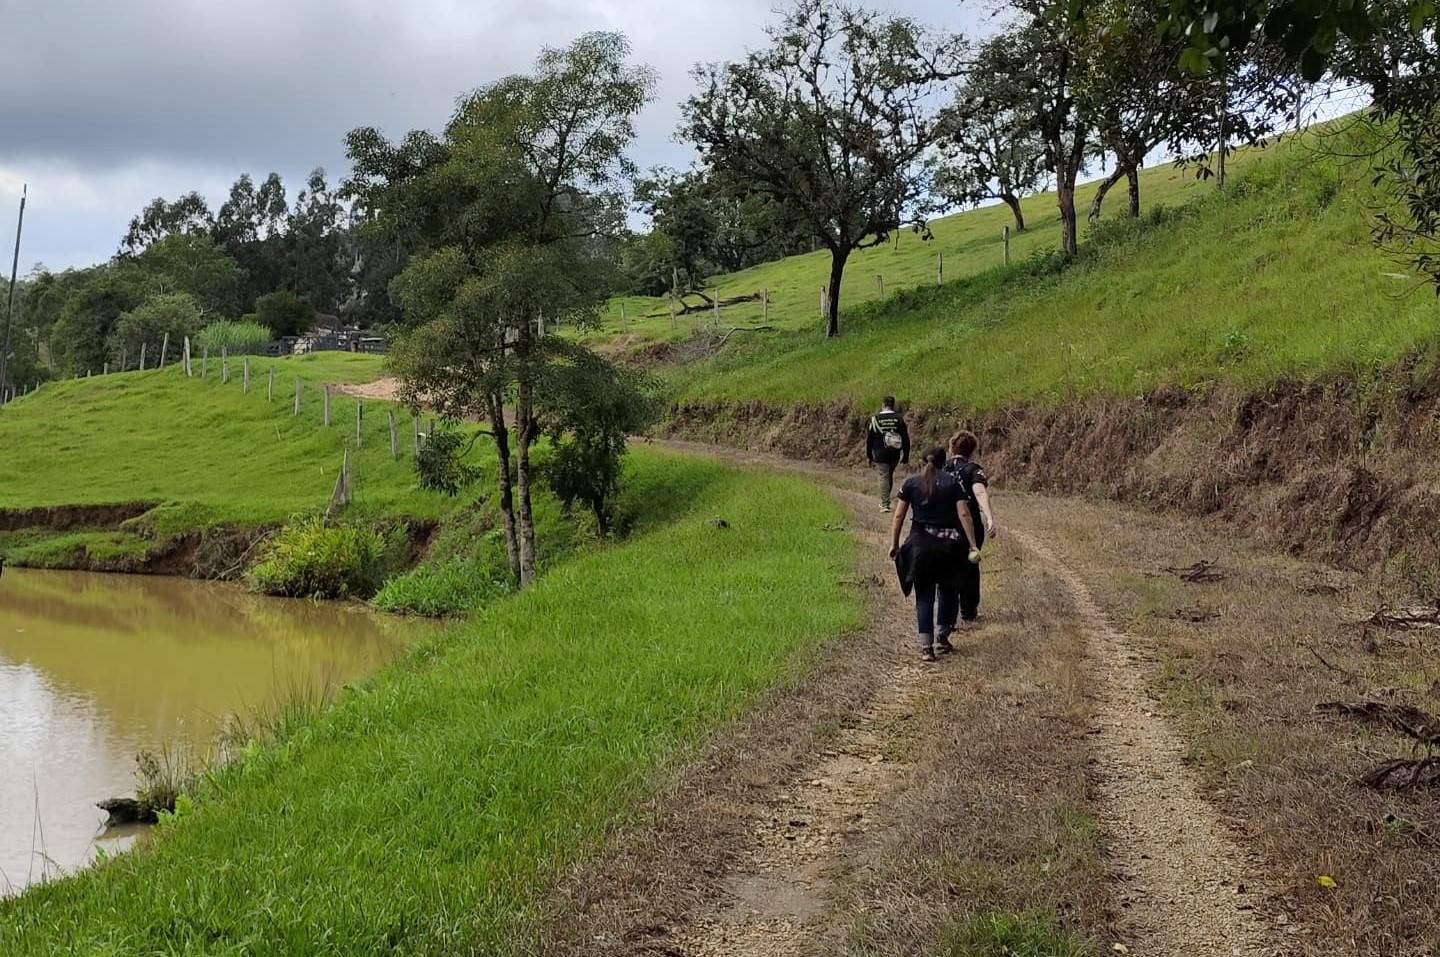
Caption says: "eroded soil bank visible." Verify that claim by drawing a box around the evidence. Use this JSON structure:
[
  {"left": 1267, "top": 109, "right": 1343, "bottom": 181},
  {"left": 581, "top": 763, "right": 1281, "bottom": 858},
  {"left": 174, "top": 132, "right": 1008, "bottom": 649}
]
[{"left": 664, "top": 358, "right": 1440, "bottom": 579}]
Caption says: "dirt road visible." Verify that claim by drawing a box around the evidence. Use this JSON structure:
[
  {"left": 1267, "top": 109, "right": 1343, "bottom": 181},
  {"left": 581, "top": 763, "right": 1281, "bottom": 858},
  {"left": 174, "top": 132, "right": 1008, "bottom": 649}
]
[{"left": 542, "top": 440, "right": 1343, "bottom": 956}]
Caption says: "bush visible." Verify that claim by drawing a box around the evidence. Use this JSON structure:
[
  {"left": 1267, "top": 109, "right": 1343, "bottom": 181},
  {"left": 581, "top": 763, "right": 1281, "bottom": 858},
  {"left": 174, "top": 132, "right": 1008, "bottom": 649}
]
[
  {"left": 256, "top": 290, "right": 317, "bottom": 337},
  {"left": 372, "top": 557, "right": 510, "bottom": 617},
  {"left": 107, "top": 293, "right": 204, "bottom": 367},
  {"left": 249, "top": 517, "right": 391, "bottom": 599},
  {"left": 414, "top": 425, "right": 479, "bottom": 496},
  {"left": 195, "top": 319, "right": 272, "bottom": 356}
]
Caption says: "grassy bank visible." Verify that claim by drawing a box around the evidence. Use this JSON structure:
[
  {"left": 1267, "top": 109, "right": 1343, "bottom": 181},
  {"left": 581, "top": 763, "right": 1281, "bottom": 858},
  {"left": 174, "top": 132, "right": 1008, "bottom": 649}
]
[
  {"left": 0, "top": 453, "right": 861, "bottom": 955},
  {"left": 642, "top": 128, "right": 1438, "bottom": 413}
]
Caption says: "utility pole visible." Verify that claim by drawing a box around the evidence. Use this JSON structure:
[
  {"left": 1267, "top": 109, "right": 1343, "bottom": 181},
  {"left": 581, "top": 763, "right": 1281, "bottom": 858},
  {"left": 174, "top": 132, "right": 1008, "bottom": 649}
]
[{"left": 0, "top": 185, "right": 27, "bottom": 402}]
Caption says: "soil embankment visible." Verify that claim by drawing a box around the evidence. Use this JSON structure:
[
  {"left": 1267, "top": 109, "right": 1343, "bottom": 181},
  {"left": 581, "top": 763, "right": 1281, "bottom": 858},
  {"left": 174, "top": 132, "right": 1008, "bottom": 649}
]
[{"left": 664, "top": 359, "right": 1440, "bottom": 578}]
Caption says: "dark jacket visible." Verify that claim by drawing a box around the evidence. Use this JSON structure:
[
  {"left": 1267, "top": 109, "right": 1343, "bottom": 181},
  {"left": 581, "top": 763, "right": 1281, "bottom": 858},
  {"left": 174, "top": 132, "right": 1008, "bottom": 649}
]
[
  {"left": 893, "top": 527, "right": 964, "bottom": 597},
  {"left": 945, "top": 455, "right": 988, "bottom": 547},
  {"left": 865, "top": 409, "right": 910, "bottom": 465}
]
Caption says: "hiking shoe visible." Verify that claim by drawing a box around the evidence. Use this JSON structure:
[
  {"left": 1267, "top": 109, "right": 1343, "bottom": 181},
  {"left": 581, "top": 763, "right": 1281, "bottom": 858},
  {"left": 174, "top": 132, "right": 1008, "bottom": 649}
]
[
  {"left": 920, "top": 647, "right": 938, "bottom": 663},
  {"left": 935, "top": 635, "right": 954, "bottom": 655},
  {"left": 879, "top": 503, "right": 892, "bottom": 513}
]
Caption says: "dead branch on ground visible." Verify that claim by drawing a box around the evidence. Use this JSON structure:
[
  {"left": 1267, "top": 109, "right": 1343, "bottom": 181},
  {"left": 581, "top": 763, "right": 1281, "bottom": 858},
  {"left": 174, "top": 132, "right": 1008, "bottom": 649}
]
[
  {"left": 1162, "top": 559, "right": 1225, "bottom": 584},
  {"left": 1316, "top": 699, "right": 1440, "bottom": 790}
]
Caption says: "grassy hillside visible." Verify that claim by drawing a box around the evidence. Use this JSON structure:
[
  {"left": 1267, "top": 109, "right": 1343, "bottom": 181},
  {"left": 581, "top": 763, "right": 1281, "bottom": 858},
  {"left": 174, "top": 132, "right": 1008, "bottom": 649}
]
[
  {"left": 590, "top": 147, "right": 1271, "bottom": 345},
  {"left": 0, "top": 458, "right": 861, "bottom": 956},
  {"left": 0, "top": 353, "right": 431, "bottom": 534},
  {"left": 625, "top": 129, "right": 1440, "bottom": 414}
]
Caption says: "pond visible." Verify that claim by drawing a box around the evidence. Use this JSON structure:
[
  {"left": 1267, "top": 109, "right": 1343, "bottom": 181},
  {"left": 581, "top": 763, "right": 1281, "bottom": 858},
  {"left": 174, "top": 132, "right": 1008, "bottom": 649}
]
[{"left": 0, "top": 568, "right": 425, "bottom": 896}]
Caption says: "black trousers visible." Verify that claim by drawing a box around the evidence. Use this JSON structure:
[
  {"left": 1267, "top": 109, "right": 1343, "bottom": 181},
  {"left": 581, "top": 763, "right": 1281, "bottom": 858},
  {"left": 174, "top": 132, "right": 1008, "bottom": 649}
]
[{"left": 959, "top": 521, "right": 985, "bottom": 621}]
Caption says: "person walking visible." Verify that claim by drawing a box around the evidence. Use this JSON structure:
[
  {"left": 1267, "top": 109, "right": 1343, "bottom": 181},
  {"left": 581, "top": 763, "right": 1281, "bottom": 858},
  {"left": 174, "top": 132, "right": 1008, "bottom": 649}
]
[
  {"left": 889, "top": 446, "right": 980, "bottom": 662},
  {"left": 865, "top": 395, "right": 910, "bottom": 512},
  {"left": 945, "top": 430, "right": 995, "bottom": 624}
]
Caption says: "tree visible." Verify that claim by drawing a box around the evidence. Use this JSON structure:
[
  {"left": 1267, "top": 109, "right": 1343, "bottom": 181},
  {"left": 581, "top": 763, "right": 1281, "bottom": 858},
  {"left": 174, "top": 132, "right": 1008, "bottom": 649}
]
[
  {"left": 106, "top": 293, "right": 204, "bottom": 368},
  {"left": 255, "top": 290, "right": 316, "bottom": 337},
  {"left": 993, "top": 3, "right": 1093, "bottom": 258},
  {"left": 48, "top": 270, "right": 147, "bottom": 375},
  {"left": 285, "top": 169, "right": 350, "bottom": 314},
  {"left": 937, "top": 41, "right": 1050, "bottom": 231},
  {"left": 132, "top": 234, "right": 242, "bottom": 317},
  {"left": 121, "top": 193, "right": 214, "bottom": 255},
  {"left": 682, "top": 0, "right": 962, "bottom": 337},
  {"left": 350, "top": 32, "right": 654, "bottom": 587},
  {"left": 539, "top": 343, "right": 657, "bottom": 537}
]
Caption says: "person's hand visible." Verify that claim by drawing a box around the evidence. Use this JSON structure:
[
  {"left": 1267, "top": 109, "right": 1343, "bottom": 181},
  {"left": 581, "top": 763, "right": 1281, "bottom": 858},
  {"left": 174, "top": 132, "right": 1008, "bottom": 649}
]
[
  {"left": 888, "top": 544, "right": 899, "bottom": 560},
  {"left": 968, "top": 548, "right": 983, "bottom": 565},
  {"left": 985, "top": 521, "right": 997, "bottom": 539}
]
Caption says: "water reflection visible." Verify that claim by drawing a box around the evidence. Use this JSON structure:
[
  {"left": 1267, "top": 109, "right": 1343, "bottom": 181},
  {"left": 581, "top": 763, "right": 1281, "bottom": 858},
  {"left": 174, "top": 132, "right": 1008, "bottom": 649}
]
[{"left": 0, "top": 569, "right": 422, "bottom": 895}]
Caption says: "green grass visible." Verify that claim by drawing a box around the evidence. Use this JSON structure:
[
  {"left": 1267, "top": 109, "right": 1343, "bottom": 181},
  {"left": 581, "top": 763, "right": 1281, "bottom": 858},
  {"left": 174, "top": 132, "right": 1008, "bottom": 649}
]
[
  {"left": 939, "top": 912, "right": 1094, "bottom": 957},
  {"left": 0, "top": 453, "right": 862, "bottom": 956},
  {"left": 0, "top": 353, "right": 443, "bottom": 534},
  {"left": 621, "top": 130, "right": 1440, "bottom": 414},
  {"left": 587, "top": 146, "right": 1270, "bottom": 347}
]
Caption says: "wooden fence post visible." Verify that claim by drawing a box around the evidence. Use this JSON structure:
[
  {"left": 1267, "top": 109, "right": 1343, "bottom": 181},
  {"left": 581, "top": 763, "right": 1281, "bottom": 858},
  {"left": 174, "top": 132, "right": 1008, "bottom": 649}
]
[
  {"left": 619, "top": 301, "right": 628, "bottom": 333},
  {"left": 294, "top": 377, "right": 302, "bottom": 415},
  {"left": 221, "top": 348, "right": 230, "bottom": 384},
  {"left": 243, "top": 356, "right": 251, "bottom": 394},
  {"left": 763, "top": 288, "right": 769, "bottom": 322},
  {"left": 877, "top": 275, "right": 885, "bottom": 298},
  {"left": 139, "top": 342, "right": 147, "bottom": 371},
  {"left": 201, "top": 347, "right": 208, "bottom": 378},
  {"left": 1003, "top": 226, "right": 1011, "bottom": 266},
  {"left": 355, "top": 400, "right": 363, "bottom": 447},
  {"left": 120, "top": 347, "right": 128, "bottom": 372},
  {"left": 936, "top": 253, "right": 944, "bottom": 285},
  {"left": 712, "top": 295, "right": 721, "bottom": 328},
  {"left": 160, "top": 332, "right": 169, "bottom": 368},
  {"left": 323, "top": 385, "right": 331, "bottom": 426},
  {"left": 268, "top": 366, "right": 275, "bottom": 402},
  {"left": 388, "top": 410, "right": 398, "bottom": 460},
  {"left": 183, "top": 337, "right": 192, "bottom": 377},
  {"left": 669, "top": 297, "right": 677, "bottom": 330},
  {"left": 104, "top": 362, "right": 109, "bottom": 376}
]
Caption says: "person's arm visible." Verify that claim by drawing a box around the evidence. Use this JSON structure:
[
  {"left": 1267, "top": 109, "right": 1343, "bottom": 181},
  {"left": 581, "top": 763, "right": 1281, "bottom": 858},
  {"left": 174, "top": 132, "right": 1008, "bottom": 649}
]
[
  {"left": 956, "top": 501, "right": 978, "bottom": 553},
  {"left": 888, "top": 501, "right": 909, "bottom": 559},
  {"left": 974, "top": 482, "right": 995, "bottom": 537}
]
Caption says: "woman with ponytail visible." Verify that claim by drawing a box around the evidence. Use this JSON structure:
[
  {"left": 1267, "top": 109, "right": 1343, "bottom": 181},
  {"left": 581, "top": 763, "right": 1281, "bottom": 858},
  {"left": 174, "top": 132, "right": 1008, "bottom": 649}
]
[{"left": 888, "top": 446, "right": 980, "bottom": 662}]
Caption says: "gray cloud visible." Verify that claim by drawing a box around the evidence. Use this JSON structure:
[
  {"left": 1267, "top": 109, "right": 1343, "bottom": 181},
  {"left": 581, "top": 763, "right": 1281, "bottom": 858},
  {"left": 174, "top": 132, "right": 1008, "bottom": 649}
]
[{"left": 0, "top": 0, "right": 980, "bottom": 270}]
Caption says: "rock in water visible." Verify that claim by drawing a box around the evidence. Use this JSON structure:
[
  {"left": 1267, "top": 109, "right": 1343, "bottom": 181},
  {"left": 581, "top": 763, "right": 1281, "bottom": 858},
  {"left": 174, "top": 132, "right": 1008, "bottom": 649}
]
[{"left": 97, "top": 797, "right": 158, "bottom": 826}]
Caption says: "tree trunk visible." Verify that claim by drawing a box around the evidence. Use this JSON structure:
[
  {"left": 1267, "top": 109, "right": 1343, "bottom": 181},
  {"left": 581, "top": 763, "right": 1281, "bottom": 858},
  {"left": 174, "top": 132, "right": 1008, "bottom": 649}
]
[
  {"left": 824, "top": 247, "right": 849, "bottom": 338},
  {"left": 1088, "top": 166, "right": 1127, "bottom": 225},
  {"left": 1127, "top": 166, "right": 1141, "bottom": 218},
  {"left": 1057, "top": 175, "right": 1079, "bottom": 258},
  {"left": 514, "top": 373, "right": 537, "bottom": 588},
  {"left": 486, "top": 394, "right": 521, "bottom": 588},
  {"left": 1001, "top": 194, "right": 1026, "bottom": 232}
]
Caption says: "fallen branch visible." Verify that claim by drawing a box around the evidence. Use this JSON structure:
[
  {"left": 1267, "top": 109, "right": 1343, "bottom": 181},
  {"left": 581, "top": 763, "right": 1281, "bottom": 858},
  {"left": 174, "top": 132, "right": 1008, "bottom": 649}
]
[
  {"left": 1162, "top": 559, "right": 1225, "bottom": 583},
  {"left": 644, "top": 291, "right": 763, "bottom": 319},
  {"left": 1361, "top": 602, "right": 1440, "bottom": 631},
  {"left": 1315, "top": 700, "right": 1440, "bottom": 742}
]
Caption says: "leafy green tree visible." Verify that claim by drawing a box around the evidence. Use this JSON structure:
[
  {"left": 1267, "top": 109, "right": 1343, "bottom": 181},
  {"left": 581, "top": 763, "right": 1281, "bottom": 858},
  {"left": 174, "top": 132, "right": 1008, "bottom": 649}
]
[
  {"left": 540, "top": 343, "right": 657, "bottom": 537},
  {"left": 106, "top": 293, "right": 203, "bottom": 369},
  {"left": 48, "top": 270, "right": 147, "bottom": 375},
  {"left": 350, "top": 32, "right": 654, "bottom": 586},
  {"left": 254, "top": 290, "right": 316, "bottom": 337},
  {"left": 132, "top": 234, "right": 242, "bottom": 318},
  {"left": 285, "top": 169, "right": 350, "bottom": 314},
  {"left": 682, "top": 0, "right": 962, "bottom": 337},
  {"left": 121, "top": 193, "right": 214, "bottom": 254},
  {"left": 937, "top": 43, "right": 1051, "bottom": 231}
]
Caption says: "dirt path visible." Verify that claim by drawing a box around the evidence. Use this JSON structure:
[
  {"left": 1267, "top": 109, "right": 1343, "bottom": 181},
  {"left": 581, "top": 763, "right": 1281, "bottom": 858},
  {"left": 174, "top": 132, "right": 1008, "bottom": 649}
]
[
  {"left": 675, "top": 478, "right": 927, "bottom": 956},
  {"left": 1011, "top": 529, "right": 1277, "bottom": 956},
  {"left": 650, "top": 440, "right": 1281, "bottom": 956}
]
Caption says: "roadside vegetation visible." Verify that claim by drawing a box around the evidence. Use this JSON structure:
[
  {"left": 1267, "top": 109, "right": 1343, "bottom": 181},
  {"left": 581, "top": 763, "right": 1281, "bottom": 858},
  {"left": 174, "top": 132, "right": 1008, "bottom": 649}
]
[{"left": 0, "top": 460, "right": 862, "bottom": 956}]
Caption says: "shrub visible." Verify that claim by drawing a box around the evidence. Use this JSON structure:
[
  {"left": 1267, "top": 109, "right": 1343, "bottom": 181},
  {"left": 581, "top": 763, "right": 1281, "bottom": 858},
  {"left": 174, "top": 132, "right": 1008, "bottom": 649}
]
[
  {"left": 249, "top": 517, "right": 390, "bottom": 599},
  {"left": 107, "top": 293, "right": 204, "bottom": 367},
  {"left": 255, "top": 290, "right": 317, "bottom": 337},
  {"left": 414, "top": 425, "right": 479, "bottom": 496},
  {"left": 195, "top": 320, "right": 272, "bottom": 356},
  {"left": 372, "top": 557, "right": 510, "bottom": 617}
]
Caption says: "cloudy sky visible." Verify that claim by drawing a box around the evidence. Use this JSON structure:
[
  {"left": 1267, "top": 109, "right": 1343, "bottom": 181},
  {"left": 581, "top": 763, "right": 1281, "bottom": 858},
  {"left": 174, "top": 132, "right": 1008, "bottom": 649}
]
[{"left": 0, "top": 0, "right": 987, "bottom": 274}]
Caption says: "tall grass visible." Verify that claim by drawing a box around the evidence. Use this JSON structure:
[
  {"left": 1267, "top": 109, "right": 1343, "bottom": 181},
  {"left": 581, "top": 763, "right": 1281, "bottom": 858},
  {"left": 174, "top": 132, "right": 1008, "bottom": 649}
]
[
  {"left": 0, "top": 455, "right": 862, "bottom": 956},
  {"left": 195, "top": 320, "right": 272, "bottom": 356}
]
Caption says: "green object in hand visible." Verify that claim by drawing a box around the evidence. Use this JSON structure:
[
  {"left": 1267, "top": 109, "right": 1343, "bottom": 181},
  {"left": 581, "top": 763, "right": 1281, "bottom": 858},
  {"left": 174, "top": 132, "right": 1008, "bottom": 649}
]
[{"left": 968, "top": 548, "right": 982, "bottom": 564}]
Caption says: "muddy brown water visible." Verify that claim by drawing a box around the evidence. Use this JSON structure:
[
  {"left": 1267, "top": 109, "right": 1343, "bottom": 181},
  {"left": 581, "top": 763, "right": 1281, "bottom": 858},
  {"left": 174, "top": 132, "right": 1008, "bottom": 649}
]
[{"left": 0, "top": 568, "right": 427, "bottom": 896}]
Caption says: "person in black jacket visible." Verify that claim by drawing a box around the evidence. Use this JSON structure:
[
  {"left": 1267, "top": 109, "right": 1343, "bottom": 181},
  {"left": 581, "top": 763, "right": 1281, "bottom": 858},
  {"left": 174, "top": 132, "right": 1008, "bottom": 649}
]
[
  {"left": 889, "top": 446, "right": 980, "bottom": 662},
  {"left": 865, "top": 396, "right": 910, "bottom": 513},
  {"left": 945, "top": 430, "right": 996, "bottom": 623}
]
